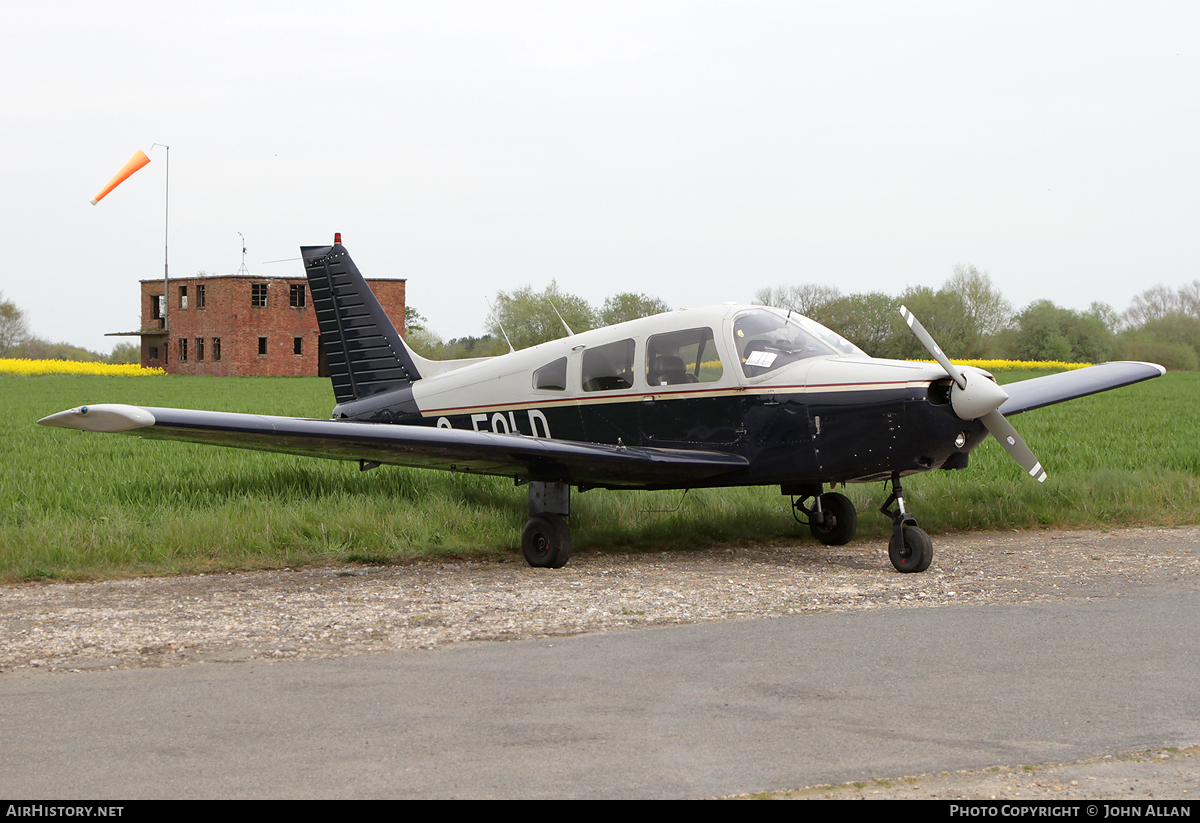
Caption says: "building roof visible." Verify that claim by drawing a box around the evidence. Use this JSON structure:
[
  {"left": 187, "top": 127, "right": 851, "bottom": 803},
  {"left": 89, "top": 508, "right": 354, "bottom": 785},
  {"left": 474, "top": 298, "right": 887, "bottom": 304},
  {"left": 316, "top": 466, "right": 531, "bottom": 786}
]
[{"left": 139, "top": 274, "right": 405, "bottom": 283}]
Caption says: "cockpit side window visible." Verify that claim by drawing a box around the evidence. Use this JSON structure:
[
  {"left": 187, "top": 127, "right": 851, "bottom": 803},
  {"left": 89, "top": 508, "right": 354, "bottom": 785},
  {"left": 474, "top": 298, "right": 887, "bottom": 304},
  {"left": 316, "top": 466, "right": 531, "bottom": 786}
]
[
  {"left": 582, "top": 339, "right": 635, "bottom": 392},
  {"left": 733, "top": 309, "right": 849, "bottom": 377},
  {"left": 533, "top": 357, "right": 567, "bottom": 391},
  {"left": 646, "top": 328, "right": 723, "bottom": 386}
]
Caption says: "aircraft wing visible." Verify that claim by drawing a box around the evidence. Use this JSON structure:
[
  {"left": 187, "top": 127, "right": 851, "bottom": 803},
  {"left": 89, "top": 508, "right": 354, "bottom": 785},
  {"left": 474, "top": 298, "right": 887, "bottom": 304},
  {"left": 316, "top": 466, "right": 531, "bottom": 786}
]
[
  {"left": 998, "top": 361, "right": 1166, "bottom": 416},
  {"left": 37, "top": 405, "right": 749, "bottom": 488}
]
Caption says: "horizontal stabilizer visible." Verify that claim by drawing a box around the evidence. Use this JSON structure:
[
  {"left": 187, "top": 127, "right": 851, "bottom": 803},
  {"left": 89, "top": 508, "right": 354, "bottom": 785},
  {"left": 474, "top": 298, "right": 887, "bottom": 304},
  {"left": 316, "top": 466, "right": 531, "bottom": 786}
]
[{"left": 999, "top": 361, "right": 1165, "bottom": 416}]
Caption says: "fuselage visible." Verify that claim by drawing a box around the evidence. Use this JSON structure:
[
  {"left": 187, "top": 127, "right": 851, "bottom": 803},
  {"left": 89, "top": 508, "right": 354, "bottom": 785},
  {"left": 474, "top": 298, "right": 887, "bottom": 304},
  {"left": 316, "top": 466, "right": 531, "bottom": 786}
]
[{"left": 330, "top": 305, "right": 990, "bottom": 490}]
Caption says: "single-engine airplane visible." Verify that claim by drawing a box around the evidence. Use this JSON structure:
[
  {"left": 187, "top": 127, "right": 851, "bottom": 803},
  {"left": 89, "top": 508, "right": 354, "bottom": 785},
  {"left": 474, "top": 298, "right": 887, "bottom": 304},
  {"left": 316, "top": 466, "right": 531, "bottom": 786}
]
[{"left": 40, "top": 236, "right": 1165, "bottom": 572}]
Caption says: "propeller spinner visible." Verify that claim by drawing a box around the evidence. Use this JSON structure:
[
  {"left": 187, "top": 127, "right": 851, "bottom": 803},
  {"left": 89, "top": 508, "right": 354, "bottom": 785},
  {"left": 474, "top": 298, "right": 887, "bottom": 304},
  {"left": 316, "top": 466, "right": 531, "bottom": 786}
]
[{"left": 900, "top": 305, "right": 1046, "bottom": 482}]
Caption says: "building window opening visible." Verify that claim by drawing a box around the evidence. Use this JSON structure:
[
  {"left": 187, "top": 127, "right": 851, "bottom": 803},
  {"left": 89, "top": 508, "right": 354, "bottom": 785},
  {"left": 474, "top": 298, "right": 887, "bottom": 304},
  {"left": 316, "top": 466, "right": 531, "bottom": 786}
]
[
  {"left": 258, "top": 336, "right": 268, "bottom": 355},
  {"left": 294, "top": 336, "right": 303, "bottom": 355},
  {"left": 196, "top": 337, "right": 204, "bottom": 362},
  {"left": 290, "top": 284, "right": 306, "bottom": 308},
  {"left": 179, "top": 338, "right": 188, "bottom": 361},
  {"left": 196, "top": 284, "right": 205, "bottom": 309},
  {"left": 151, "top": 295, "right": 163, "bottom": 320},
  {"left": 252, "top": 283, "right": 268, "bottom": 307},
  {"left": 212, "top": 337, "right": 221, "bottom": 361},
  {"left": 179, "top": 285, "right": 188, "bottom": 310},
  {"left": 148, "top": 346, "right": 159, "bottom": 361}
]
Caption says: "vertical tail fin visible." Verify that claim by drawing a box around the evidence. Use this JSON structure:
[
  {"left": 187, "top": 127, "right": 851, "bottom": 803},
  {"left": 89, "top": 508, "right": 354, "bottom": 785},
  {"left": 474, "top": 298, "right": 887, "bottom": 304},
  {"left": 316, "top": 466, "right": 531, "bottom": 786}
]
[{"left": 303, "top": 240, "right": 422, "bottom": 403}]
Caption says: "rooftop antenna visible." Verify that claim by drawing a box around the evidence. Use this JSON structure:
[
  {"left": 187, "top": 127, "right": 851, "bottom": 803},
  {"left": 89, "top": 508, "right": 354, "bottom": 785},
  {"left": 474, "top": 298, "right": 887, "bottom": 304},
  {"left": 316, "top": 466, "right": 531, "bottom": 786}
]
[
  {"left": 236, "top": 233, "right": 249, "bottom": 276},
  {"left": 547, "top": 298, "right": 575, "bottom": 337}
]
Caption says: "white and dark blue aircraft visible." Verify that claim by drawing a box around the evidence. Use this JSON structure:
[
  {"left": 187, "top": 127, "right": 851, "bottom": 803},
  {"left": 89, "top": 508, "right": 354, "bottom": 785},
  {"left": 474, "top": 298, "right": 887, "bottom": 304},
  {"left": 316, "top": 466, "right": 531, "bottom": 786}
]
[{"left": 39, "top": 237, "right": 1165, "bottom": 573}]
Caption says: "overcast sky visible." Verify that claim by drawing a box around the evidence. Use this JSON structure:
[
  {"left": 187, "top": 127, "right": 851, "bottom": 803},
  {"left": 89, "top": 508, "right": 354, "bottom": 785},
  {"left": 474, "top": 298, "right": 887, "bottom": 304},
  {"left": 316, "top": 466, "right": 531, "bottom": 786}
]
[{"left": 2, "top": 1, "right": 1197, "bottom": 353}]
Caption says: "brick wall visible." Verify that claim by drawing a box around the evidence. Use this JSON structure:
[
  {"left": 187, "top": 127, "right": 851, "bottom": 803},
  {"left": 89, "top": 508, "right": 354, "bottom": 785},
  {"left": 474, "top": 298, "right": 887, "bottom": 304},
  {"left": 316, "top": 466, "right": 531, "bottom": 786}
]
[{"left": 140, "top": 275, "right": 406, "bottom": 376}]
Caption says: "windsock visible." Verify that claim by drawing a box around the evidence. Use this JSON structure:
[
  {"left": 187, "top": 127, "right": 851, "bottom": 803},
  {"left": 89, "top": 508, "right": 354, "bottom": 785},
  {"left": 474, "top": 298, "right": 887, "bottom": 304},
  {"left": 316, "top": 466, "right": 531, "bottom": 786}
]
[{"left": 90, "top": 150, "right": 151, "bottom": 205}]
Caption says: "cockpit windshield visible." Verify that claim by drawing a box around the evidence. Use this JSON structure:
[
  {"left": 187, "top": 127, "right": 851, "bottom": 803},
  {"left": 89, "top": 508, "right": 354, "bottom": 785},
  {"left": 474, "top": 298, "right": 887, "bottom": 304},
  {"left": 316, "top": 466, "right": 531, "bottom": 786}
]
[{"left": 732, "top": 308, "right": 866, "bottom": 377}]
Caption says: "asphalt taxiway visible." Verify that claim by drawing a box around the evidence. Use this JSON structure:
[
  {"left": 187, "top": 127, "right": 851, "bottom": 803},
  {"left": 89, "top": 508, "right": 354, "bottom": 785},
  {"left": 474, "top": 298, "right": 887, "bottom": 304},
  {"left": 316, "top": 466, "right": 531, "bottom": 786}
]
[{"left": 2, "top": 581, "right": 1197, "bottom": 798}]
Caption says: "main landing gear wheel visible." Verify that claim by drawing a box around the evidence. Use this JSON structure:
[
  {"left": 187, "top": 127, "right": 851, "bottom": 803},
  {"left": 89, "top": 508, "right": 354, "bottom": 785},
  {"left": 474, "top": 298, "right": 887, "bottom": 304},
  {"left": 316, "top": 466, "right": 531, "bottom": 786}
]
[
  {"left": 521, "top": 513, "right": 572, "bottom": 568},
  {"left": 809, "top": 492, "right": 857, "bottom": 546},
  {"left": 888, "top": 525, "right": 933, "bottom": 573}
]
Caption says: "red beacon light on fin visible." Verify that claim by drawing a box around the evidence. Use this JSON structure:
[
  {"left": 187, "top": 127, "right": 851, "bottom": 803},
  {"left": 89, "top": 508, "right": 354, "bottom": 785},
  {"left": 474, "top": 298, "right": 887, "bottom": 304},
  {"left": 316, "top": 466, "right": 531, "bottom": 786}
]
[{"left": 334, "top": 232, "right": 342, "bottom": 245}]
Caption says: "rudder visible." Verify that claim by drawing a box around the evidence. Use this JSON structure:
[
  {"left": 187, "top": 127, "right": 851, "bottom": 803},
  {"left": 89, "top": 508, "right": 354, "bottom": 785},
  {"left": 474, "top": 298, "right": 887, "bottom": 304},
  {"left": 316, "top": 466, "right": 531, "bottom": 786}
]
[{"left": 302, "top": 239, "right": 421, "bottom": 403}]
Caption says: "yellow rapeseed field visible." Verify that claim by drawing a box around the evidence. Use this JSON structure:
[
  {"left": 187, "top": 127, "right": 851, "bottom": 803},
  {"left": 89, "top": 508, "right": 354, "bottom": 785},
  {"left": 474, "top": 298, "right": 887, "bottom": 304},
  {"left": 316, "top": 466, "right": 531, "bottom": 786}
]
[
  {"left": 0, "top": 358, "right": 166, "bottom": 377},
  {"left": 0, "top": 356, "right": 1083, "bottom": 379},
  {"left": 915, "top": 359, "right": 1090, "bottom": 371}
]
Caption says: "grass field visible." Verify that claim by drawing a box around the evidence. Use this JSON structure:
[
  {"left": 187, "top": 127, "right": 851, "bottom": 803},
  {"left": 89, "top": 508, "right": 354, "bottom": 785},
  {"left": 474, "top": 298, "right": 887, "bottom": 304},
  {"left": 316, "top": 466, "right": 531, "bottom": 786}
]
[{"left": 3, "top": 370, "right": 1197, "bottom": 580}]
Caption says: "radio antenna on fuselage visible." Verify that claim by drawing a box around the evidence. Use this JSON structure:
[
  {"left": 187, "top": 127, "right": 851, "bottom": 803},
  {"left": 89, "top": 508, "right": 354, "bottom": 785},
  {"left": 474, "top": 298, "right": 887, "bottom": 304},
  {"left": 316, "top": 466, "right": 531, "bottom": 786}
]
[
  {"left": 547, "top": 298, "right": 575, "bottom": 337},
  {"left": 485, "top": 298, "right": 516, "bottom": 353}
]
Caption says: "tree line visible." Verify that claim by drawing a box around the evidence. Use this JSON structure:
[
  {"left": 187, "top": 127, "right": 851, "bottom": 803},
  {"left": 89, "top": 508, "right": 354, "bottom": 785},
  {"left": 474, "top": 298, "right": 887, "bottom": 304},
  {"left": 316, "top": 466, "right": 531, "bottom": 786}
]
[
  {"left": 410, "top": 266, "right": 1200, "bottom": 371},
  {"left": 5, "top": 268, "right": 1199, "bottom": 370},
  {"left": 754, "top": 266, "right": 1200, "bottom": 370},
  {"left": 406, "top": 283, "right": 669, "bottom": 359},
  {"left": 0, "top": 292, "right": 140, "bottom": 364}
]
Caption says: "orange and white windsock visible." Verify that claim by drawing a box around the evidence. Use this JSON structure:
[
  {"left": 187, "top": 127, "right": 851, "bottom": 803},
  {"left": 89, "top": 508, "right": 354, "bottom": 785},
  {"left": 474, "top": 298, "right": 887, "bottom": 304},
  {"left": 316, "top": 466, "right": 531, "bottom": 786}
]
[{"left": 90, "top": 150, "right": 151, "bottom": 205}]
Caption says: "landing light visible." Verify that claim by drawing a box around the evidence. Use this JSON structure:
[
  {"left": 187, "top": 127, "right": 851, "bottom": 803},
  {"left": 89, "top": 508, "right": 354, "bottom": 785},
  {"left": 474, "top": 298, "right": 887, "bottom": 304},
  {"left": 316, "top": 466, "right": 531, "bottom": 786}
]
[{"left": 955, "top": 431, "right": 967, "bottom": 449}]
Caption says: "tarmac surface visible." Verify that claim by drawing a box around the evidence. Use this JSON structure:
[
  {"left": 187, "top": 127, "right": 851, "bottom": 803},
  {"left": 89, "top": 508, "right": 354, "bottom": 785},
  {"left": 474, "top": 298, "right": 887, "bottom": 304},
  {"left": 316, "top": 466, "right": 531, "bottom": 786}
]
[{"left": 1, "top": 526, "right": 1198, "bottom": 799}]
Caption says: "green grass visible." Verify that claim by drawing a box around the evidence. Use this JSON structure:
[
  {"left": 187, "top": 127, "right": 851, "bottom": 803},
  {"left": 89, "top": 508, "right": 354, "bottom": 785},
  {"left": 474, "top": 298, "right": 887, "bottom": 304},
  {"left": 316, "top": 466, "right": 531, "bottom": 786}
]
[{"left": 2, "top": 371, "right": 1197, "bottom": 580}]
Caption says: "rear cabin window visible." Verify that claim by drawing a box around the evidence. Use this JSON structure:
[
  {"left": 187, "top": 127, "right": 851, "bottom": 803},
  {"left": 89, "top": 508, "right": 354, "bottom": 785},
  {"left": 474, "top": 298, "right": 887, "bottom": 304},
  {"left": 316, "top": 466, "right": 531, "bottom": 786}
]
[
  {"left": 533, "top": 357, "right": 567, "bottom": 391},
  {"left": 646, "top": 327, "right": 723, "bottom": 386},
  {"left": 581, "top": 339, "right": 635, "bottom": 392}
]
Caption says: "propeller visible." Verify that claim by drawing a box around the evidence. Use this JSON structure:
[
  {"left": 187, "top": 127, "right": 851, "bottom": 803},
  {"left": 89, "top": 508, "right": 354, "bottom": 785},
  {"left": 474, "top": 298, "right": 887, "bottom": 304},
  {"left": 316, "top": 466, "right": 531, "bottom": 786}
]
[{"left": 900, "top": 305, "right": 1047, "bottom": 482}]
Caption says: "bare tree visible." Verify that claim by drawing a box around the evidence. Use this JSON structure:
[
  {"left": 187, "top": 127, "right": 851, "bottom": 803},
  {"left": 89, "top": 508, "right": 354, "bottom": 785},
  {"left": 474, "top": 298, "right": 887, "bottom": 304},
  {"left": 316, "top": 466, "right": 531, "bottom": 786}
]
[
  {"left": 0, "top": 292, "right": 30, "bottom": 357},
  {"left": 1124, "top": 284, "right": 1182, "bottom": 327},
  {"left": 1177, "top": 280, "right": 1200, "bottom": 318},
  {"left": 946, "top": 264, "right": 1012, "bottom": 340},
  {"left": 753, "top": 284, "right": 842, "bottom": 321}
]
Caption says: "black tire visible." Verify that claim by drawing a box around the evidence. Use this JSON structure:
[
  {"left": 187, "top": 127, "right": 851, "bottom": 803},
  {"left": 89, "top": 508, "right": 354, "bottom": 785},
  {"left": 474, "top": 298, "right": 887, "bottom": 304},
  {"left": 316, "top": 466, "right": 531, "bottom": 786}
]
[
  {"left": 808, "top": 492, "right": 858, "bottom": 546},
  {"left": 521, "top": 514, "right": 572, "bottom": 568},
  {"left": 888, "top": 525, "right": 933, "bottom": 573}
]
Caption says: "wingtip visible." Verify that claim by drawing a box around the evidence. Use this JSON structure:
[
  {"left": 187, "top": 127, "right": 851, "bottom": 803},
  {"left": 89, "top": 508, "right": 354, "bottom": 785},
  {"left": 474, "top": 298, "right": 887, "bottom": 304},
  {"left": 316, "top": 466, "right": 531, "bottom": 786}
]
[{"left": 38, "top": 404, "right": 156, "bottom": 432}]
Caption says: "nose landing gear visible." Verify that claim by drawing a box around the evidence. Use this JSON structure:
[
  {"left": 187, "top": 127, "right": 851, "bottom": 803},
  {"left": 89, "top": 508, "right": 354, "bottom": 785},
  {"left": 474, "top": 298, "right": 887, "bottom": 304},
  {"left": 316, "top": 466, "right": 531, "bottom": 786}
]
[{"left": 880, "top": 473, "right": 932, "bottom": 573}]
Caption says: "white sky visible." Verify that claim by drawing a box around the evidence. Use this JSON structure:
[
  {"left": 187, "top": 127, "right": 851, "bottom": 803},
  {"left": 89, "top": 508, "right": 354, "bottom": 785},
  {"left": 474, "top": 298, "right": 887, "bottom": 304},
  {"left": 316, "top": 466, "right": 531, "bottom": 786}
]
[{"left": 2, "top": 1, "right": 1197, "bottom": 352}]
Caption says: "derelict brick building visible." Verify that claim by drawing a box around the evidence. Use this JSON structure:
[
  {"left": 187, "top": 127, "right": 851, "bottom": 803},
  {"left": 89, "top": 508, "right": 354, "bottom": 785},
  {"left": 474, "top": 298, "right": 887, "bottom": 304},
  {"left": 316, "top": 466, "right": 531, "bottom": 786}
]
[{"left": 122, "top": 274, "right": 406, "bottom": 376}]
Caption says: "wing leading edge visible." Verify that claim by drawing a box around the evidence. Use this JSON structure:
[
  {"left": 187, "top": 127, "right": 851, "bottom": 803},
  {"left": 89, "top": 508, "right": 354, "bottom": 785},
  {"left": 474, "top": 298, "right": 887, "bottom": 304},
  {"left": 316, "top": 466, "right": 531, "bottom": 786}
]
[
  {"left": 37, "top": 405, "right": 748, "bottom": 488},
  {"left": 998, "top": 361, "right": 1166, "bottom": 416}
]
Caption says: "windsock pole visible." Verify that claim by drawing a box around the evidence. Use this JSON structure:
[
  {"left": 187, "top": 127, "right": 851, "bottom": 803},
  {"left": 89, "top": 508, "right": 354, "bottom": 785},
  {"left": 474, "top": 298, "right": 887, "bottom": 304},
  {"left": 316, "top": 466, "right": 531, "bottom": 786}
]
[
  {"left": 89, "top": 144, "right": 172, "bottom": 354},
  {"left": 89, "top": 150, "right": 150, "bottom": 205},
  {"left": 151, "top": 144, "right": 170, "bottom": 336}
]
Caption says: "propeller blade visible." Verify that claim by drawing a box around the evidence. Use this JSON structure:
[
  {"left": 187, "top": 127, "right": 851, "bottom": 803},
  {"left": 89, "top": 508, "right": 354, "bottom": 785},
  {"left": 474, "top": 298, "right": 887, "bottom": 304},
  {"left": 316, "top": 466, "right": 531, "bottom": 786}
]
[
  {"left": 981, "top": 409, "right": 1047, "bottom": 482},
  {"left": 899, "top": 305, "right": 966, "bottom": 390},
  {"left": 898, "top": 305, "right": 1046, "bottom": 483}
]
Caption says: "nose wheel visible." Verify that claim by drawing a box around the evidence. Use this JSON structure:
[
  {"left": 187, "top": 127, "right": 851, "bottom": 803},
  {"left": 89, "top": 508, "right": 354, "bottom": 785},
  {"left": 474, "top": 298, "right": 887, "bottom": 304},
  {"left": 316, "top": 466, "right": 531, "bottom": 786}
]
[
  {"left": 887, "top": 521, "right": 932, "bottom": 573},
  {"left": 880, "top": 473, "right": 933, "bottom": 573}
]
